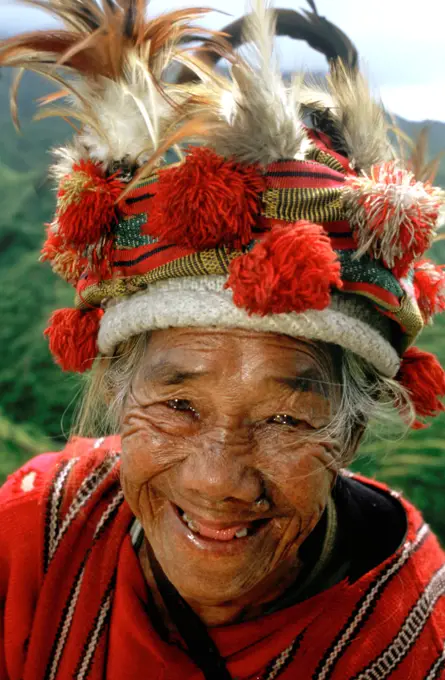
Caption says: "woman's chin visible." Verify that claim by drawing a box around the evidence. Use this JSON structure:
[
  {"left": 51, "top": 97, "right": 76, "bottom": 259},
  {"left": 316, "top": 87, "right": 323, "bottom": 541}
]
[{"left": 146, "top": 500, "right": 279, "bottom": 605}]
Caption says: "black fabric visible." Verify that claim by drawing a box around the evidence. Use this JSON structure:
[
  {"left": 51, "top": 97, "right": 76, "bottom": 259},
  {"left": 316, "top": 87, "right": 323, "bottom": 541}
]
[{"left": 332, "top": 474, "right": 407, "bottom": 583}]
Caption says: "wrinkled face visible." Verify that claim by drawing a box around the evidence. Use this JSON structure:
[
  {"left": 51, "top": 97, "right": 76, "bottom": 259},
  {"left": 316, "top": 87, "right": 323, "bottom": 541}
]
[{"left": 120, "top": 328, "right": 339, "bottom": 618}]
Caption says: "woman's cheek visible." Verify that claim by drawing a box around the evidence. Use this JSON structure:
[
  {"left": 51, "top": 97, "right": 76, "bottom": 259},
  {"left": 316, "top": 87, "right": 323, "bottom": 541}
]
[
  {"left": 257, "top": 438, "right": 335, "bottom": 510},
  {"left": 120, "top": 407, "right": 184, "bottom": 487}
]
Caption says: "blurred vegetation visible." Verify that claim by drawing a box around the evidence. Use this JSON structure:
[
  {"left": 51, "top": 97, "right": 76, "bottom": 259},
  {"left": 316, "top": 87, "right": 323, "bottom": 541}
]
[{"left": 0, "top": 70, "right": 444, "bottom": 544}]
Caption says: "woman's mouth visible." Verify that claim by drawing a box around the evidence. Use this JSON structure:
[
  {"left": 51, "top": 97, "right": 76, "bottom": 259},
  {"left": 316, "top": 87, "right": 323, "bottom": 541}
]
[{"left": 175, "top": 504, "right": 269, "bottom": 542}]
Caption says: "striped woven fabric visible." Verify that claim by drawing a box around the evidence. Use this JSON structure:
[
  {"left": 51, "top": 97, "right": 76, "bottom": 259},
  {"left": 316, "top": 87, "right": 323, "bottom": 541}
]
[{"left": 2, "top": 440, "right": 444, "bottom": 680}]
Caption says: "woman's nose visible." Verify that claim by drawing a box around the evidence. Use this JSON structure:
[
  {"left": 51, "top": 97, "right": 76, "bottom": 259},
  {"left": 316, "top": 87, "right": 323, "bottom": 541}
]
[{"left": 177, "top": 429, "right": 263, "bottom": 504}]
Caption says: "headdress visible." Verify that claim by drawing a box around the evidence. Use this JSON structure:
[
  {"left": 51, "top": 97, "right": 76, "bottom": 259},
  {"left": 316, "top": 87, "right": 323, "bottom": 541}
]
[{"left": 1, "top": 0, "right": 445, "bottom": 427}]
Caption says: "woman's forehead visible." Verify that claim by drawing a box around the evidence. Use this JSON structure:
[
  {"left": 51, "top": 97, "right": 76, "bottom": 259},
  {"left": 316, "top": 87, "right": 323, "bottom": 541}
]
[{"left": 141, "top": 328, "right": 329, "bottom": 379}]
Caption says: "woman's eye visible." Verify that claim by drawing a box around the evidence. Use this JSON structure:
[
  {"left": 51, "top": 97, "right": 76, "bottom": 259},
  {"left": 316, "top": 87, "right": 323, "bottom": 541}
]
[
  {"left": 268, "top": 414, "right": 301, "bottom": 427},
  {"left": 166, "top": 399, "right": 197, "bottom": 416}
]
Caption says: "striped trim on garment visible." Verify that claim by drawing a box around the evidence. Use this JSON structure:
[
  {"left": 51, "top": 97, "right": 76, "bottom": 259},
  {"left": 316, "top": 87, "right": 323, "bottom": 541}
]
[
  {"left": 43, "top": 488, "right": 124, "bottom": 680},
  {"left": 312, "top": 523, "right": 430, "bottom": 680},
  {"left": 74, "top": 581, "right": 115, "bottom": 680},
  {"left": 44, "top": 561, "right": 87, "bottom": 680},
  {"left": 261, "top": 629, "right": 306, "bottom": 680},
  {"left": 352, "top": 564, "right": 445, "bottom": 679},
  {"left": 426, "top": 642, "right": 445, "bottom": 680},
  {"left": 44, "top": 458, "right": 79, "bottom": 573},
  {"left": 49, "top": 453, "right": 120, "bottom": 563}
]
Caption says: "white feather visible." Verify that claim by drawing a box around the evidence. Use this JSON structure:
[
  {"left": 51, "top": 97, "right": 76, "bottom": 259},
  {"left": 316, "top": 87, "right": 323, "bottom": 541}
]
[
  {"left": 74, "top": 75, "right": 173, "bottom": 167},
  {"left": 50, "top": 139, "right": 89, "bottom": 182}
]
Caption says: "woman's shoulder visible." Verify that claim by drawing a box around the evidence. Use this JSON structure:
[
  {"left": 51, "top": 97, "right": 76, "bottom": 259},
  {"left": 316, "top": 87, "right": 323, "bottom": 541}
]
[
  {"left": 0, "top": 436, "right": 123, "bottom": 574},
  {"left": 0, "top": 435, "right": 122, "bottom": 511}
]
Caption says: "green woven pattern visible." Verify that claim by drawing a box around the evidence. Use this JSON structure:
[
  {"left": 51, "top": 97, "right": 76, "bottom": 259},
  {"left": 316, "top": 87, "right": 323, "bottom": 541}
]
[
  {"left": 115, "top": 214, "right": 155, "bottom": 250},
  {"left": 338, "top": 251, "right": 404, "bottom": 298}
]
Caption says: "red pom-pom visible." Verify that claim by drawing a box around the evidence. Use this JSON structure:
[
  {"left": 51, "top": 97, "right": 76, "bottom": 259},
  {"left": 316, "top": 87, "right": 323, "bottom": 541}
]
[
  {"left": 44, "top": 307, "right": 103, "bottom": 372},
  {"left": 57, "top": 160, "right": 123, "bottom": 249},
  {"left": 147, "top": 147, "right": 266, "bottom": 250},
  {"left": 226, "top": 221, "right": 342, "bottom": 315},
  {"left": 41, "top": 226, "right": 86, "bottom": 285},
  {"left": 413, "top": 258, "right": 445, "bottom": 321},
  {"left": 397, "top": 346, "right": 445, "bottom": 428},
  {"left": 344, "top": 162, "right": 440, "bottom": 277},
  {"left": 41, "top": 226, "right": 64, "bottom": 262}
]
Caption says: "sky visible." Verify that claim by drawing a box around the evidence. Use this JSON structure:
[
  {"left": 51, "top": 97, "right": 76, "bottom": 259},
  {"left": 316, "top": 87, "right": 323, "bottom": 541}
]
[{"left": 1, "top": 0, "right": 444, "bottom": 122}]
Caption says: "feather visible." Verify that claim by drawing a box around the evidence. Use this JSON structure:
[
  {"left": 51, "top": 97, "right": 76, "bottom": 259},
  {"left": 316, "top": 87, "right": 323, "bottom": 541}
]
[
  {"left": 289, "top": 0, "right": 390, "bottom": 171},
  {"left": 408, "top": 126, "right": 445, "bottom": 184},
  {"left": 0, "top": 0, "right": 232, "bottom": 172},
  {"left": 10, "top": 68, "right": 24, "bottom": 132},
  {"left": 2, "top": 0, "right": 397, "bottom": 186},
  {"left": 195, "top": 0, "right": 311, "bottom": 166},
  {"left": 299, "top": 63, "right": 393, "bottom": 171},
  {"left": 176, "top": 3, "right": 390, "bottom": 170},
  {"left": 120, "top": 116, "right": 213, "bottom": 199},
  {"left": 327, "top": 62, "right": 393, "bottom": 170},
  {"left": 50, "top": 140, "right": 90, "bottom": 182}
]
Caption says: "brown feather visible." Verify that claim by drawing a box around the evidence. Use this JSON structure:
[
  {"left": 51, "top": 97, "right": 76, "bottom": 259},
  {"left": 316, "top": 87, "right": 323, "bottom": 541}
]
[
  {"left": 408, "top": 126, "right": 445, "bottom": 183},
  {"left": 10, "top": 68, "right": 25, "bottom": 131},
  {"left": 0, "top": 0, "right": 234, "bottom": 171},
  {"left": 409, "top": 126, "right": 429, "bottom": 179},
  {"left": 0, "top": 4, "right": 229, "bottom": 80}
]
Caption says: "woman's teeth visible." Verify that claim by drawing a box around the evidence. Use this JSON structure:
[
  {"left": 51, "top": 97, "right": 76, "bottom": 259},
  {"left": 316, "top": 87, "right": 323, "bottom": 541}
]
[
  {"left": 183, "top": 513, "right": 200, "bottom": 533},
  {"left": 181, "top": 511, "right": 251, "bottom": 538},
  {"left": 234, "top": 527, "right": 249, "bottom": 538}
]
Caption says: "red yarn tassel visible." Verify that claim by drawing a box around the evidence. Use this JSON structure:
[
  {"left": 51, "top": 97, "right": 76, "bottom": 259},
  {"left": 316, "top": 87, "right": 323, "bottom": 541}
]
[
  {"left": 397, "top": 347, "right": 445, "bottom": 428},
  {"left": 57, "top": 160, "right": 123, "bottom": 250},
  {"left": 413, "top": 258, "right": 445, "bottom": 322},
  {"left": 344, "top": 162, "right": 440, "bottom": 278},
  {"left": 226, "top": 221, "right": 342, "bottom": 315},
  {"left": 44, "top": 307, "right": 103, "bottom": 372},
  {"left": 41, "top": 226, "right": 64, "bottom": 262},
  {"left": 41, "top": 226, "right": 86, "bottom": 285},
  {"left": 147, "top": 147, "right": 266, "bottom": 250}
]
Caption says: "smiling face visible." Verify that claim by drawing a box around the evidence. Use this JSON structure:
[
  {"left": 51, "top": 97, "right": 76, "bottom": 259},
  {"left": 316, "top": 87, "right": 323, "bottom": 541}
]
[{"left": 120, "top": 328, "right": 341, "bottom": 625}]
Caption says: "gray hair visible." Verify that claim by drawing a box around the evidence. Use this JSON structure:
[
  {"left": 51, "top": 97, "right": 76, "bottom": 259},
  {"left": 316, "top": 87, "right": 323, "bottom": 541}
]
[{"left": 74, "top": 332, "right": 414, "bottom": 467}]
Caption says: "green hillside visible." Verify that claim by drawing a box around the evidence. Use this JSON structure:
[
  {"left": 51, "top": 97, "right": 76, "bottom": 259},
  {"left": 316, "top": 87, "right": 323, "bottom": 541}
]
[{"left": 1, "top": 70, "right": 445, "bottom": 542}]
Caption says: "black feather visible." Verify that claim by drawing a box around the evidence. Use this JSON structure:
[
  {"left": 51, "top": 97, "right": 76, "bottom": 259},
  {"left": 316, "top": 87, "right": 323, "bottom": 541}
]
[{"left": 310, "top": 109, "right": 350, "bottom": 157}]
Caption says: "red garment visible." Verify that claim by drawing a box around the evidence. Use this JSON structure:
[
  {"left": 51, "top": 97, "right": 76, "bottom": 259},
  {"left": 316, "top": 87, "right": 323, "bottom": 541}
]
[{"left": 1, "top": 437, "right": 444, "bottom": 680}]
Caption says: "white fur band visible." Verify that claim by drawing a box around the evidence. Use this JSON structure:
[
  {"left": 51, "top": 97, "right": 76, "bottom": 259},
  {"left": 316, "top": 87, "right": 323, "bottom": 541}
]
[{"left": 98, "top": 276, "right": 401, "bottom": 377}]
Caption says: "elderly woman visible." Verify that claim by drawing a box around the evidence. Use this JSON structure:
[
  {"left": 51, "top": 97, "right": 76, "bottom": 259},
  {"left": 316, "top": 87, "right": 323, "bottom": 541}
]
[{"left": 1, "top": 1, "right": 445, "bottom": 679}]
